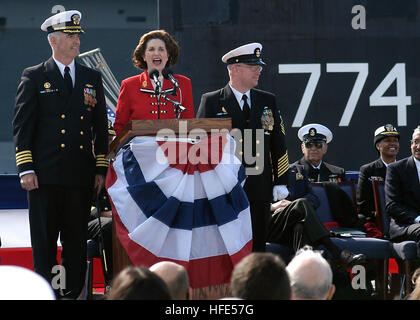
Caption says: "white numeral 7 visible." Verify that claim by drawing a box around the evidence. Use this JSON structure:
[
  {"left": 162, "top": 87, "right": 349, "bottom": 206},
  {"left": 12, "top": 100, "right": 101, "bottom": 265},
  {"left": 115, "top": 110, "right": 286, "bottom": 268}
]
[
  {"left": 278, "top": 64, "right": 320, "bottom": 127},
  {"left": 326, "top": 63, "right": 368, "bottom": 126}
]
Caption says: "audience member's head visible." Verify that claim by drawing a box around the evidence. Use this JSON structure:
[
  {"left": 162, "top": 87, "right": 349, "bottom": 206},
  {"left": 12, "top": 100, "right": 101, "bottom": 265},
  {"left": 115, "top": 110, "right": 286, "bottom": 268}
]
[
  {"left": 106, "top": 266, "right": 171, "bottom": 300},
  {"left": 150, "top": 261, "right": 190, "bottom": 300},
  {"left": 0, "top": 266, "right": 56, "bottom": 300},
  {"left": 230, "top": 252, "right": 291, "bottom": 300},
  {"left": 286, "top": 246, "right": 335, "bottom": 300},
  {"left": 411, "top": 125, "right": 420, "bottom": 161},
  {"left": 407, "top": 267, "right": 420, "bottom": 300}
]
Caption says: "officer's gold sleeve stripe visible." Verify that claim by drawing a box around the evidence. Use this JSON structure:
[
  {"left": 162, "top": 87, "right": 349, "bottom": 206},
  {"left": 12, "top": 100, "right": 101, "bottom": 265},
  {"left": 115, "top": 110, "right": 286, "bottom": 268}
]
[
  {"left": 277, "top": 159, "right": 289, "bottom": 172},
  {"left": 16, "top": 159, "right": 33, "bottom": 166},
  {"left": 277, "top": 152, "right": 289, "bottom": 177},
  {"left": 280, "top": 123, "right": 286, "bottom": 135},
  {"left": 16, "top": 153, "right": 33, "bottom": 161},
  {"left": 16, "top": 155, "right": 32, "bottom": 162},
  {"left": 278, "top": 160, "right": 289, "bottom": 171},
  {"left": 96, "top": 164, "right": 109, "bottom": 167},
  {"left": 278, "top": 155, "right": 288, "bottom": 165},
  {"left": 277, "top": 152, "right": 288, "bottom": 165},
  {"left": 16, "top": 150, "right": 32, "bottom": 157},
  {"left": 96, "top": 159, "right": 109, "bottom": 163},
  {"left": 277, "top": 165, "right": 289, "bottom": 177},
  {"left": 277, "top": 157, "right": 288, "bottom": 168}
]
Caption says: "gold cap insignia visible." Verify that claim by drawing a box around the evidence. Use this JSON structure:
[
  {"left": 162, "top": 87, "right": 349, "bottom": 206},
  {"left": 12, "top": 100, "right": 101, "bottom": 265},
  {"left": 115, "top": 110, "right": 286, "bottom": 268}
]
[
  {"left": 222, "top": 107, "right": 227, "bottom": 113},
  {"left": 72, "top": 14, "right": 81, "bottom": 25},
  {"left": 255, "top": 48, "right": 261, "bottom": 58},
  {"left": 309, "top": 128, "right": 316, "bottom": 136},
  {"left": 44, "top": 82, "right": 51, "bottom": 89},
  {"left": 384, "top": 124, "right": 395, "bottom": 132}
]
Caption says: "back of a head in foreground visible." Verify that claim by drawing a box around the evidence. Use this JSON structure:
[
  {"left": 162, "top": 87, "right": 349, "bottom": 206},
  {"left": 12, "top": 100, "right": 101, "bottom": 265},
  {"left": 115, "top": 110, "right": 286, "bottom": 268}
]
[
  {"left": 0, "top": 266, "right": 56, "bottom": 300},
  {"left": 149, "top": 261, "right": 190, "bottom": 300},
  {"left": 286, "top": 246, "right": 335, "bottom": 300},
  {"left": 107, "top": 266, "right": 172, "bottom": 300},
  {"left": 230, "top": 252, "right": 291, "bottom": 300}
]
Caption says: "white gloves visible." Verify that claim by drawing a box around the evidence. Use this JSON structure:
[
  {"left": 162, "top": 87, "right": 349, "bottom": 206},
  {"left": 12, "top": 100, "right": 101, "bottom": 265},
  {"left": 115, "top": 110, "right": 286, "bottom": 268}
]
[{"left": 272, "top": 185, "right": 289, "bottom": 202}]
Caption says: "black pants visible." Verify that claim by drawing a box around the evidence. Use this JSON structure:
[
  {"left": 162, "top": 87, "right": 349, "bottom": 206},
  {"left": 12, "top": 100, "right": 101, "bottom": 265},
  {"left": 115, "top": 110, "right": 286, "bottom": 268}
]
[
  {"left": 266, "top": 198, "right": 330, "bottom": 251},
  {"left": 249, "top": 200, "right": 271, "bottom": 252},
  {"left": 28, "top": 184, "right": 92, "bottom": 299}
]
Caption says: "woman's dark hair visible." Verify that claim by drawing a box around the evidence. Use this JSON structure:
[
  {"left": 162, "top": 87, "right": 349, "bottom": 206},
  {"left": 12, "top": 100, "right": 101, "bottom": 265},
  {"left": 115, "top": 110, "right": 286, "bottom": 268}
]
[{"left": 132, "top": 29, "right": 180, "bottom": 70}]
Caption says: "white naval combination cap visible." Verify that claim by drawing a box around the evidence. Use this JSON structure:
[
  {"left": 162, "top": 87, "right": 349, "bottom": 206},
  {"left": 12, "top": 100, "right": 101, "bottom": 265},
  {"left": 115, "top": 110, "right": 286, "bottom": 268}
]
[
  {"left": 374, "top": 124, "right": 400, "bottom": 146},
  {"left": 298, "top": 123, "right": 333, "bottom": 144},
  {"left": 221, "top": 42, "right": 266, "bottom": 65},
  {"left": 41, "top": 10, "right": 84, "bottom": 34}
]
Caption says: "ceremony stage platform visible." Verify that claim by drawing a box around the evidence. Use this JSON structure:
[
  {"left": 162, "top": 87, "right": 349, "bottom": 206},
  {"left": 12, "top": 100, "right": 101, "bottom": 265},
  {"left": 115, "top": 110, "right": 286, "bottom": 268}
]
[{"left": 0, "top": 175, "right": 105, "bottom": 293}]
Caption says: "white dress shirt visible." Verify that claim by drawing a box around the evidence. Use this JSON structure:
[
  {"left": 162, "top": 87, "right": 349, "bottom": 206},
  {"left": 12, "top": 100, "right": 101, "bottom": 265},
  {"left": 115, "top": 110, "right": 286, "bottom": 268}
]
[
  {"left": 229, "top": 84, "right": 251, "bottom": 111},
  {"left": 53, "top": 57, "right": 75, "bottom": 87}
]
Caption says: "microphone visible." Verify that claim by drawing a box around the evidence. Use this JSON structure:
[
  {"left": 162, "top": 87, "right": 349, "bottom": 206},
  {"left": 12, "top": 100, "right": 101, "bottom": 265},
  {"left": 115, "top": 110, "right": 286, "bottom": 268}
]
[
  {"left": 148, "top": 69, "right": 161, "bottom": 94},
  {"left": 162, "top": 68, "right": 179, "bottom": 89}
]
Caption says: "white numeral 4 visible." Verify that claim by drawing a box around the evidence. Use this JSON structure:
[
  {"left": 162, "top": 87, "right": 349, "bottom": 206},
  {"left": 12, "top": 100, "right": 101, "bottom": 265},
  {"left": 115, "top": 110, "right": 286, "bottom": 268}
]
[{"left": 369, "top": 63, "right": 411, "bottom": 126}]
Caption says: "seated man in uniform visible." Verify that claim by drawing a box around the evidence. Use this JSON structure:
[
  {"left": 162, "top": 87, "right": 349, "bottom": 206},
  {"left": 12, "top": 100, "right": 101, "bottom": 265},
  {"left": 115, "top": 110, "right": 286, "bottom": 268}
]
[
  {"left": 267, "top": 164, "right": 365, "bottom": 268},
  {"left": 293, "top": 123, "right": 345, "bottom": 182},
  {"left": 357, "top": 124, "right": 400, "bottom": 223}
]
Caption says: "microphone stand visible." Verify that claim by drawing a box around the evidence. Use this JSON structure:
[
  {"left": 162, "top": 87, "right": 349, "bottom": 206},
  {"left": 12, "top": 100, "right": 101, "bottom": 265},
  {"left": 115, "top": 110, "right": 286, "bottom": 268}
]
[
  {"left": 162, "top": 85, "right": 185, "bottom": 119},
  {"left": 162, "top": 94, "right": 186, "bottom": 119}
]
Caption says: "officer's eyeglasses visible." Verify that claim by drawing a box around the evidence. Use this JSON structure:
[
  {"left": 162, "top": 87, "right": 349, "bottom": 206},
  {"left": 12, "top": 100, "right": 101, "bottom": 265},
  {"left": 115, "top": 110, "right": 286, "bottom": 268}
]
[
  {"left": 304, "top": 142, "right": 325, "bottom": 149},
  {"left": 237, "top": 64, "right": 263, "bottom": 73}
]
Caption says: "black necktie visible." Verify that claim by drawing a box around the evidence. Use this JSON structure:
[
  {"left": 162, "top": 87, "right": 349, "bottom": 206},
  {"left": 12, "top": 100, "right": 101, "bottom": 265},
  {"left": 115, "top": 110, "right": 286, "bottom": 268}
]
[
  {"left": 242, "top": 94, "right": 250, "bottom": 121},
  {"left": 64, "top": 66, "right": 73, "bottom": 94},
  {"left": 311, "top": 168, "right": 320, "bottom": 182}
]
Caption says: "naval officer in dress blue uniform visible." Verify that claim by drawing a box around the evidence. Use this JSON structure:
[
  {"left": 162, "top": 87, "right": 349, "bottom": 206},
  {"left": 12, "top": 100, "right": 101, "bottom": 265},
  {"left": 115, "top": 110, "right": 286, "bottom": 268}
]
[
  {"left": 12, "top": 10, "right": 108, "bottom": 299},
  {"left": 197, "top": 43, "right": 290, "bottom": 252}
]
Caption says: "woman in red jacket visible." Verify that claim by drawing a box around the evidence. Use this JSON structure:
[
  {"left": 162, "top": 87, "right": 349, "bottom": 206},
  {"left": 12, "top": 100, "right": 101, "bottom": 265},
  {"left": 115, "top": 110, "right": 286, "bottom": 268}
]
[{"left": 114, "top": 30, "right": 194, "bottom": 135}]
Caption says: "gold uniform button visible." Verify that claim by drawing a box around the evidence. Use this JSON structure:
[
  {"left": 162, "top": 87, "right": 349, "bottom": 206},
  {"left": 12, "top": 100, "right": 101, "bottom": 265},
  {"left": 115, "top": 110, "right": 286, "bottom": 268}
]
[
  {"left": 239, "top": 151, "right": 243, "bottom": 156},
  {"left": 61, "top": 114, "right": 66, "bottom": 119},
  {"left": 255, "top": 166, "right": 259, "bottom": 170},
  {"left": 61, "top": 143, "right": 65, "bottom": 148},
  {"left": 103, "top": 196, "right": 107, "bottom": 200},
  {"left": 104, "top": 207, "right": 109, "bottom": 211},
  {"left": 239, "top": 138, "right": 244, "bottom": 143},
  {"left": 256, "top": 153, "right": 260, "bottom": 157},
  {"left": 80, "top": 116, "right": 84, "bottom": 120},
  {"left": 61, "top": 129, "right": 66, "bottom": 134},
  {"left": 80, "top": 131, "right": 84, "bottom": 135},
  {"left": 256, "top": 140, "right": 260, "bottom": 144},
  {"left": 80, "top": 145, "right": 84, "bottom": 150}
]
